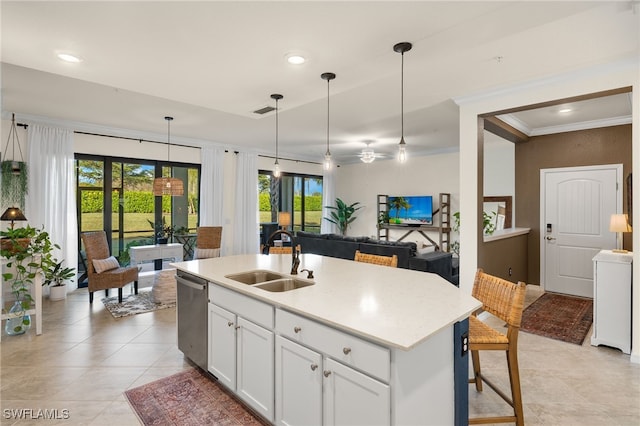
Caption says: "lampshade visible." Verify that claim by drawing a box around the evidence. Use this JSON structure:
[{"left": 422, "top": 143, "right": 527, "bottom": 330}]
[
  {"left": 1, "top": 207, "right": 27, "bottom": 229},
  {"left": 278, "top": 211, "right": 291, "bottom": 228},
  {"left": 609, "top": 214, "right": 631, "bottom": 233},
  {"left": 153, "top": 116, "right": 184, "bottom": 196}
]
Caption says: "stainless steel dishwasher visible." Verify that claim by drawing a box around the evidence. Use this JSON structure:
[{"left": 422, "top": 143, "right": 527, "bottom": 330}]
[{"left": 176, "top": 270, "right": 208, "bottom": 370}]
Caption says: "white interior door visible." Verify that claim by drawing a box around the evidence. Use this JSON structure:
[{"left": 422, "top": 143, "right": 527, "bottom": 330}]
[{"left": 541, "top": 165, "right": 621, "bottom": 298}]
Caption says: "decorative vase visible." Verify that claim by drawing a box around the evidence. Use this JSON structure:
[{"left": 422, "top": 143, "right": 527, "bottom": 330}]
[
  {"left": 49, "top": 284, "right": 67, "bottom": 301},
  {"left": 157, "top": 237, "right": 168, "bottom": 245},
  {"left": 4, "top": 300, "right": 31, "bottom": 336}
]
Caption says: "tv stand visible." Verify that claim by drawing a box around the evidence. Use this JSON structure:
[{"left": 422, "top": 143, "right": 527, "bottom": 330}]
[{"left": 377, "top": 193, "right": 451, "bottom": 252}]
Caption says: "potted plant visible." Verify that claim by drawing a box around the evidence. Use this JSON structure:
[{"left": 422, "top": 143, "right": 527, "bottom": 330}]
[
  {"left": 43, "top": 259, "right": 76, "bottom": 301},
  {"left": 451, "top": 211, "right": 497, "bottom": 256},
  {"left": 324, "top": 198, "right": 362, "bottom": 236},
  {"left": 148, "top": 218, "right": 175, "bottom": 244},
  {"left": 0, "top": 225, "right": 56, "bottom": 335}
]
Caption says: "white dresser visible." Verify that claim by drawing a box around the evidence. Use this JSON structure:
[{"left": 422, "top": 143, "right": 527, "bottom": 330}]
[
  {"left": 591, "top": 250, "right": 633, "bottom": 354},
  {"left": 130, "top": 243, "right": 183, "bottom": 288}
]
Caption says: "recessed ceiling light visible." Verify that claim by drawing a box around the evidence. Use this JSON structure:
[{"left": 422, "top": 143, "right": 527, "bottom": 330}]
[
  {"left": 57, "top": 53, "right": 82, "bottom": 63},
  {"left": 558, "top": 107, "right": 572, "bottom": 114},
  {"left": 286, "top": 54, "right": 305, "bottom": 65}
]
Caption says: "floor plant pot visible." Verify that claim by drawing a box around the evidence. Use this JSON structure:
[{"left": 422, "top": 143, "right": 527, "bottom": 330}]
[{"left": 49, "top": 284, "right": 67, "bottom": 301}]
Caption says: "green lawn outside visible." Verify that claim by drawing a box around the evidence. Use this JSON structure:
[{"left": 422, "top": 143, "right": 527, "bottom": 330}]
[
  {"left": 80, "top": 213, "right": 199, "bottom": 237},
  {"left": 81, "top": 211, "right": 322, "bottom": 237}
]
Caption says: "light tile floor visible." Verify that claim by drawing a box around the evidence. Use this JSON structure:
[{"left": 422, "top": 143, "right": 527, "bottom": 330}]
[{"left": 1, "top": 284, "right": 639, "bottom": 425}]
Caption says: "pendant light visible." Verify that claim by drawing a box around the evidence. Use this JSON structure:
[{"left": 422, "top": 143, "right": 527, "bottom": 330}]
[
  {"left": 321, "top": 72, "right": 336, "bottom": 171},
  {"left": 153, "top": 116, "right": 184, "bottom": 196},
  {"left": 271, "top": 94, "right": 283, "bottom": 178},
  {"left": 394, "top": 42, "right": 412, "bottom": 163}
]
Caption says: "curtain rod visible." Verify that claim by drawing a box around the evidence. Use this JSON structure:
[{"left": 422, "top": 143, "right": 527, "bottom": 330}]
[{"left": 17, "top": 122, "right": 320, "bottom": 164}]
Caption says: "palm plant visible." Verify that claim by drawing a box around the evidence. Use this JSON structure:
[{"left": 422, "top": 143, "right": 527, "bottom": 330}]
[{"left": 324, "top": 198, "right": 362, "bottom": 236}]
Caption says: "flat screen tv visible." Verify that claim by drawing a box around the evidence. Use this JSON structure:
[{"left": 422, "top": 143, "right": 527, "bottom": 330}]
[{"left": 388, "top": 195, "right": 433, "bottom": 226}]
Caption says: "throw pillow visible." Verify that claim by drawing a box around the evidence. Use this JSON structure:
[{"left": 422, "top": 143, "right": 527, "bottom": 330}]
[
  {"left": 92, "top": 256, "right": 120, "bottom": 273},
  {"left": 194, "top": 248, "right": 220, "bottom": 259}
]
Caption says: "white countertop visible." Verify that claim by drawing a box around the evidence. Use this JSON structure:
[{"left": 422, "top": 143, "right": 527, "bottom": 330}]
[{"left": 171, "top": 254, "right": 481, "bottom": 351}]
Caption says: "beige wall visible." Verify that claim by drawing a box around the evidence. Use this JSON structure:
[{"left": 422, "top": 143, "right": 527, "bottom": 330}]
[
  {"left": 335, "top": 152, "right": 460, "bottom": 248},
  {"left": 515, "top": 124, "right": 632, "bottom": 284}
]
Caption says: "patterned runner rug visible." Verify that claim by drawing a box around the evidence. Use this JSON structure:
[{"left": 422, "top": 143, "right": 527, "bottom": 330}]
[
  {"left": 102, "top": 291, "right": 175, "bottom": 318},
  {"left": 520, "top": 292, "right": 593, "bottom": 345},
  {"left": 125, "top": 368, "right": 268, "bottom": 425}
]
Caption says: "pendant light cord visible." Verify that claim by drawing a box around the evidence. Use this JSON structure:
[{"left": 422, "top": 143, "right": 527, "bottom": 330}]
[
  {"left": 326, "top": 79, "right": 330, "bottom": 155},
  {"left": 275, "top": 98, "right": 279, "bottom": 162},
  {"left": 401, "top": 51, "right": 404, "bottom": 139}
]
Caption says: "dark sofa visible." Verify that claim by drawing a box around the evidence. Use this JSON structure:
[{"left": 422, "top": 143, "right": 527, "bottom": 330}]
[{"left": 295, "top": 231, "right": 458, "bottom": 285}]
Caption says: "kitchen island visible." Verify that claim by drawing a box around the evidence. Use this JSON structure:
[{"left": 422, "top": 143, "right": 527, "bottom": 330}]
[{"left": 172, "top": 253, "right": 481, "bottom": 426}]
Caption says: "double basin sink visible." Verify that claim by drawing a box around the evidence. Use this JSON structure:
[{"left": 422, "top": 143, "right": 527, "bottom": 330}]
[{"left": 225, "top": 270, "right": 314, "bottom": 292}]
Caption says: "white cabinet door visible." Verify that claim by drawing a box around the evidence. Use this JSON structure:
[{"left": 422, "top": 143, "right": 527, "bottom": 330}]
[
  {"left": 323, "top": 358, "right": 390, "bottom": 426},
  {"left": 237, "top": 316, "right": 275, "bottom": 422},
  {"left": 208, "top": 303, "right": 237, "bottom": 390},
  {"left": 275, "top": 336, "right": 322, "bottom": 426}
]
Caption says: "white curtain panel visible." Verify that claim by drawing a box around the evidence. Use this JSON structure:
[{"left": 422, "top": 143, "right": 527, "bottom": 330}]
[
  {"left": 26, "top": 125, "right": 78, "bottom": 290},
  {"left": 232, "top": 151, "right": 259, "bottom": 254},
  {"left": 199, "top": 146, "right": 225, "bottom": 226},
  {"left": 321, "top": 168, "right": 337, "bottom": 234}
]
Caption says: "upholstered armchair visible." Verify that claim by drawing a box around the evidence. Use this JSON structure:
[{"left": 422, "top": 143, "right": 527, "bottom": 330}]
[{"left": 81, "top": 231, "right": 138, "bottom": 303}]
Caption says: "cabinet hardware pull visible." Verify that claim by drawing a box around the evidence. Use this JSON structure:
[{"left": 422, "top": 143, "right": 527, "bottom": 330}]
[
  {"left": 227, "top": 321, "right": 234, "bottom": 327},
  {"left": 343, "top": 347, "right": 352, "bottom": 355},
  {"left": 235, "top": 325, "right": 241, "bottom": 330},
  {"left": 323, "top": 370, "right": 332, "bottom": 377},
  {"left": 294, "top": 326, "right": 302, "bottom": 333},
  {"left": 310, "top": 364, "right": 318, "bottom": 371}
]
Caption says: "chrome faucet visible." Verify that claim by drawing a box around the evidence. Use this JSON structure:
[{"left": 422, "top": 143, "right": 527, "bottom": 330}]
[{"left": 265, "top": 229, "right": 300, "bottom": 274}]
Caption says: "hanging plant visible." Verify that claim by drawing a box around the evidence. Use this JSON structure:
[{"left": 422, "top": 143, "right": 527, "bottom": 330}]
[
  {"left": 0, "top": 160, "right": 28, "bottom": 210},
  {"left": 1, "top": 113, "right": 29, "bottom": 210}
]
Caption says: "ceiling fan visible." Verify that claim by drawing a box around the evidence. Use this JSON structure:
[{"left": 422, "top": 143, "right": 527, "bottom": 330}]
[{"left": 357, "top": 142, "right": 386, "bottom": 163}]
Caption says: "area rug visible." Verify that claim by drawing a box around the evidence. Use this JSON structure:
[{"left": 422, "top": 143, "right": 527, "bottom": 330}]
[
  {"left": 101, "top": 291, "right": 175, "bottom": 319},
  {"left": 520, "top": 292, "right": 593, "bottom": 345},
  {"left": 125, "top": 368, "right": 268, "bottom": 425}
]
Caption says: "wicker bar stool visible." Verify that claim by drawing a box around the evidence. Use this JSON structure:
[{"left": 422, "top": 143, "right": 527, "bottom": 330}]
[
  {"left": 469, "top": 268, "right": 527, "bottom": 426},
  {"left": 354, "top": 250, "right": 398, "bottom": 268},
  {"left": 194, "top": 226, "right": 222, "bottom": 259},
  {"left": 268, "top": 244, "right": 301, "bottom": 255}
]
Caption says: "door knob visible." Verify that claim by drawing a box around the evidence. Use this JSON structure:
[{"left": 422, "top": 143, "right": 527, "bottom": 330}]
[
  {"left": 310, "top": 364, "right": 318, "bottom": 371},
  {"left": 323, "top": 370, "right": 332, "bottom": 377},
  {"left": 546, "top": 236, "right": 556, "bottom": 241}
]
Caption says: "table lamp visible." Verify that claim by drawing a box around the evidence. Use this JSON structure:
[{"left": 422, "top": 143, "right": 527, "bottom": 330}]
[
  {"left": 609, "top": 213, "right": 631, "bottom": 253},
  {"left": 278, "top": 212, "right": 291, "bottom": 230},
  {"left": 1, "top": 207, "right": 27, "bottom": 229}
]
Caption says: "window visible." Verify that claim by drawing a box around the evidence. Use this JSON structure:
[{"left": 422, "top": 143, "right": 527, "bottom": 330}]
[
  {"left": 76, "top": 154, "right": 200, "bottom": 284},
  {"left": 259, "top": 171, "right": 323, "bottom": 233}
]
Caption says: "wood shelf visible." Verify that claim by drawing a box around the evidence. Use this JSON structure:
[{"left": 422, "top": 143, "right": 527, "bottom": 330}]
[{"left": 377, "top": 193, "right": 451, "bottom": 252}]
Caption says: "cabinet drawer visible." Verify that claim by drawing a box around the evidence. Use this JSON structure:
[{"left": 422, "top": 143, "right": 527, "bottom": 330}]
[
  {"left": 210, "top": 284, "right": 274, "bottom": 329},
  {"left": 276, "top": 309, "right": 390, "bottom": 382}
]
